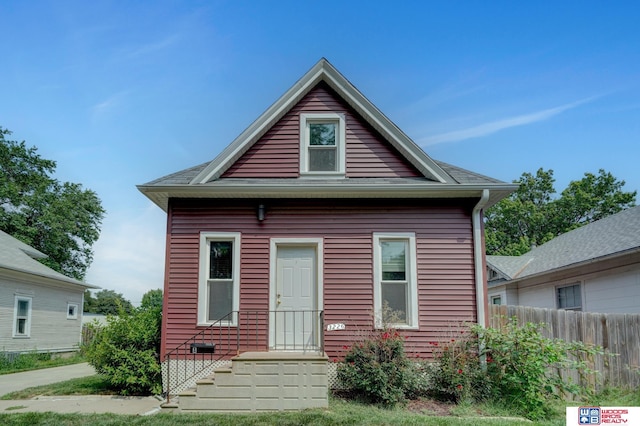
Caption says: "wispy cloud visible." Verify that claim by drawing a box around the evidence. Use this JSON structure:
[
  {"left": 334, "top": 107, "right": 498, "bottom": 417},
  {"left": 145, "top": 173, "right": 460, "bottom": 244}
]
[
  {"left": 120, "top": 34, "right": 181, "bottom": 60},
  {"left": 90, "top": 91, "right": 129, "bottom": 121},
  {"left": 418, "top": 96, "right": 598, "bottom": 146}
]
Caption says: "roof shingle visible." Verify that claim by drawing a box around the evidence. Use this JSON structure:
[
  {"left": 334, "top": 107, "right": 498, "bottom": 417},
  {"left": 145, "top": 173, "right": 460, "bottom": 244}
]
[{"left": 487, "top": 206, "right": 640, "bottom": 280}]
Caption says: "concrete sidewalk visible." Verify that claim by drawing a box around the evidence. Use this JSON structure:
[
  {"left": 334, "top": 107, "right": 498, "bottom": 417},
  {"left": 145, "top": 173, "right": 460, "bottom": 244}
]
[
  {"left": 0, "top": 363, "right": 161, "bottom": 415},
  {"left": 0, "top": 395, "right": 161, "bottom": 415}
]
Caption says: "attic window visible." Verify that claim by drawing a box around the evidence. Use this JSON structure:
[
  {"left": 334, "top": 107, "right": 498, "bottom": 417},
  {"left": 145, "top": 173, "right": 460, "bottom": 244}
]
[{"left": 300, "top": 113, "right": 346, "bottom": 176}]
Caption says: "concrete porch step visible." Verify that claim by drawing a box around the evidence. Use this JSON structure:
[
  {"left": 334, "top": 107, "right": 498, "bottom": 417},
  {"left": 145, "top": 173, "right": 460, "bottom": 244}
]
[{"left": 173, "top": 351, "right": 329, "bottom": 413}]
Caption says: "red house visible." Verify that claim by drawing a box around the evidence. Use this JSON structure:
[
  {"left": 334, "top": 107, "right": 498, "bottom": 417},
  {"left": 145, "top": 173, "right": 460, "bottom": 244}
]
[{"left": 138, "top": 59, "right": 515, "bottom": 411}]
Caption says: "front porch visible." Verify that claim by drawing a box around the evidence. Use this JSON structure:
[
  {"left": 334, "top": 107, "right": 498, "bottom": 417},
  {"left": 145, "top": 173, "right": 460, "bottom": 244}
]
[
  {"left": 162, "top": 351, "right": 329, "bottom": 412},
  {"left": 161, "top": 309, "right": 328, "bottom": 411}
]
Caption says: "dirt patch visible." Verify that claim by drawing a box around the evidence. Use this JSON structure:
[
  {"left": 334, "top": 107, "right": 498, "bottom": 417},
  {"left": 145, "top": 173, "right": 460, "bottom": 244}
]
[
  {"left": 333, "top": 391, "right": 456, "bottom": 416},
  {"left": 406, "top": 398, "right": 455, "bottom": 416}
]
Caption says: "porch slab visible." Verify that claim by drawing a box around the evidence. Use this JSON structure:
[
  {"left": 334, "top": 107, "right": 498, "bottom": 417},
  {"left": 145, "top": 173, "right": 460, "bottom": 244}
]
[{"left": 234, "top": 351, "right": 327, "bottom": 361}]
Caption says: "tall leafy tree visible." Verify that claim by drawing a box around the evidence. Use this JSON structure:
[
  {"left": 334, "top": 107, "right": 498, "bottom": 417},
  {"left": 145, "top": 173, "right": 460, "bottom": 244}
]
[
  {"left": 0, "top": 127, "right": 105, "bottom": 279},
  {"left": 141, "top": 289, "right": 163, "bottom": 311},
  {"left": 86, "top": 289, "right": 134, "bottom": 315},
  {"left": 486, "top": 168, "right": 636, "bottom": 256}
]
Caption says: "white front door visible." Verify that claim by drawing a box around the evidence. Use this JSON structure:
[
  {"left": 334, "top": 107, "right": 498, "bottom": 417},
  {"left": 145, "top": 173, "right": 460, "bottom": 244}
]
[{"left": 273, "top": 245, "right": 318, "bottom": 350}]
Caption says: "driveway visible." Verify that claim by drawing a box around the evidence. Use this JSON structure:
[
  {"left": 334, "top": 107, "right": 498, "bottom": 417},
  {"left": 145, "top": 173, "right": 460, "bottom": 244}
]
[{"left": 0, "top": 362, "right": 96, "bottom": 396}]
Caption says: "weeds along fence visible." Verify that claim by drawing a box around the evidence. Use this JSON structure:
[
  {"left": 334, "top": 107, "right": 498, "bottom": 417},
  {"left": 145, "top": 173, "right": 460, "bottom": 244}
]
[
  {"left": 81, "top": 323, "right": 99, "bottom": 347},
  {"left": 489, "top": 305, "right": 640, "bottom": 389}
]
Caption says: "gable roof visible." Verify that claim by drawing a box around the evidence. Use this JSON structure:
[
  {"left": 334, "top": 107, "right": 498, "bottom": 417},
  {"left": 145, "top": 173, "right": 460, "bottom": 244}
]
[
  {"left": 487, "top": 206, "right": 640, "bottom": 282},
  {"left": 139, "top": 59, "right": 517, "bottom": 211},
  {"left": 192, "top": 58, "right": 452, "bottom": 185},
  {"left": 0, "top": 230, "right": 98, "bottom": 289}
]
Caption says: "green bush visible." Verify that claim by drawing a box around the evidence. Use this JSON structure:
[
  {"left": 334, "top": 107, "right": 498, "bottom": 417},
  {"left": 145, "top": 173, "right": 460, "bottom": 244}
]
[
  {"left": 337, "top": 328, "right": 424, "bottom": 407},
  {"left": 428, "top": 319, "right": 604, "bottom": 420},
  {"left": 83, "top": 305, "right": 162, "bottom": 395},
  {"left": 478, "top": 319, "right": 602, "bottom": 419},
  {"left": 426, "top": 334, "right": 489, "bottom": 404}
]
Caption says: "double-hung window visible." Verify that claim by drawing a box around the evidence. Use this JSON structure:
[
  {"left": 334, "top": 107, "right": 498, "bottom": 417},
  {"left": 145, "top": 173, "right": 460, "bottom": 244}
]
[
  {"left": 373, "top": 233, "right": 418, "bottom": 329},
  {"left": 13, "top": 296, "right": 32, "bottom": 337},
  {"left": 198, "top": 232, "right": 241, "bottom": 326},
  {"left": 300, "top": 113, "right": 346, "bottom": 176},
  {"left": 557, "top": 283, "right": 581, "bottom": 311}
]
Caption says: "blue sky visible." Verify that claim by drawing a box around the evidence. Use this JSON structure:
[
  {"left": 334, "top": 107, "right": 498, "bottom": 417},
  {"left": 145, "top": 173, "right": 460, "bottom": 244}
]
[{"left": 2, "top": 1, "right": 639, "bottom": 305}]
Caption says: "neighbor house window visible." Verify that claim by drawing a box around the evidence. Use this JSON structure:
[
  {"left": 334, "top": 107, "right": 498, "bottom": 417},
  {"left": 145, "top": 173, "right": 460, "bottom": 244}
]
[
  {"left": 300, "top": 113, "right": 346, "bottom": 175},
  {"left": 67, "top": 303, "right": 78, "bottom": 319},
  {"left": 373, "top": 233, "right": 418, "bottom": 329},
  {"left": 491, "top": 296, "right": 502, "bottom": 305},
  {"left": 13, "top": 296, "right": 32, "bottom": 337},
  {"left": 487, "top": 268, "right": 499, "bottom": 281},
  {"left": 557, "top": 283, "right": 581, "bottom": 311},
  {"left": 198, "top": 232, "right": 241, "bottom": 326}
]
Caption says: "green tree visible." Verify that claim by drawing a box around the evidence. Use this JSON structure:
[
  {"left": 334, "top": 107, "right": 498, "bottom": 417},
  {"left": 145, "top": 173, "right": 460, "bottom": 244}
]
[
  {"left": 0, "top": 127, "right": 105, "bottom": 279},
  {"left": 141, "top": 289, "right": 163, "bottom": 310},
  {"left": 88, "top": 289, "right": 134, "bottom": 315},
  {"left": 486, "top": 168, "right": 636, "bottom": 255},
  {"left": 83, "top": 289, "right": 96, "bottom": 313}
]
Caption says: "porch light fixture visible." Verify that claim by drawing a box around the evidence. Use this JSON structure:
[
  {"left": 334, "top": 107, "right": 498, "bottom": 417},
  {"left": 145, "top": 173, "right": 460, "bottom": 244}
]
[{"left": 257, "top": 204, "right": 266, "bottom": 221}]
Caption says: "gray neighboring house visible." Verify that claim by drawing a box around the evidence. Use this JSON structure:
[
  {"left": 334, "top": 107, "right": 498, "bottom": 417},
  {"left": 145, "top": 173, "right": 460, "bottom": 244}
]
[
  {"left": 487, "top": 206, "right": 640, "bottom": 313},
  {"left": 0, "top": 230, "right": 98, "bottom": 354}
]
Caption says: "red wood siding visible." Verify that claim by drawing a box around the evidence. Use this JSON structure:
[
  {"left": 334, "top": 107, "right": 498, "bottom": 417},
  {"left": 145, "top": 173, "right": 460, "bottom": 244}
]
[
  {"left": 222, "top": 82, "right": 422, "bottom": 178},
  {"left": 162, "top": 199, "right": 477, "bottom": 360}
]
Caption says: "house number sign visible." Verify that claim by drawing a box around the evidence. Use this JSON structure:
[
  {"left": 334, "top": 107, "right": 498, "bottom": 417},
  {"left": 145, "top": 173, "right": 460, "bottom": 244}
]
[{"left": 326, "top": 323, "right": 346, "bottom": 331}]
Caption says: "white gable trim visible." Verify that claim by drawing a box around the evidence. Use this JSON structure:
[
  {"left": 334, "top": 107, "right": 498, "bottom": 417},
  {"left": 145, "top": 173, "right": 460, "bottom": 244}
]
[
  {"left": 191, "top": 65, "right": 325, "bottom": 184},
  {"left": 191, "top": 58, "right": 453, "bottom": 185},
  {"left": 319, "top": 64, "right": 451, "bottom": 184}
]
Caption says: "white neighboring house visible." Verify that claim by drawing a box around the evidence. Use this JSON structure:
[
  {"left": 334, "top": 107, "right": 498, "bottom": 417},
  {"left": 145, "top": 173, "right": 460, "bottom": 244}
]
[
  {"left": 0, "top": 230, "right": 99, "bottom": 354},
  {"left": 487, "top": 206, "right": 640, "bottom": 314}
]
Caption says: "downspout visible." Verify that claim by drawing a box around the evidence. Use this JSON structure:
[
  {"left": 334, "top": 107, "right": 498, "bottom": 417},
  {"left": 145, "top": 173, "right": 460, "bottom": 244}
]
[
  {"left": 472, "top": 189, "right": 490, "bottom": 328},
  {"left": 473, "top": 189, "right": 490, "bottom": 369}
]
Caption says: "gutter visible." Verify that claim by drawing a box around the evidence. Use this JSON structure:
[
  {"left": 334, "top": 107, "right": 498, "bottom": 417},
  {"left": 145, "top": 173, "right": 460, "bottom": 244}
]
[{"left": 472, "top": 189, "right": 490, "bottom": 327}]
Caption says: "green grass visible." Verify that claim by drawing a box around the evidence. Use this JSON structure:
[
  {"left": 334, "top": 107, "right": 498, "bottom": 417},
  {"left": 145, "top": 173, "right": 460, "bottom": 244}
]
[
  {"left": 0, "top": 402, "right": 555, "bottom": 426},
  {"left": 1, "top": 375, "right": 113, "bottom": 400},
  {"left": 2, "top": 375, "right": 637, "bottom": 426},
  {"left": 0, "top": 352, "right": 86, "bottom": 375}
]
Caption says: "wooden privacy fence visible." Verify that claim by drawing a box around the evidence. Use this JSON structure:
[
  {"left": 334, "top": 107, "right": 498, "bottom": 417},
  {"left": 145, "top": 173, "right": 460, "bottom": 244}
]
[{"left": 489, "top": 305, "right": 640, "bottom": 389}]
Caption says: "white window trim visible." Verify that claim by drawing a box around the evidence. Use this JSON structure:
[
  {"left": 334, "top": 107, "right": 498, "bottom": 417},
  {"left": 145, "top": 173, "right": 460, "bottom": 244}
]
[
  {"left": 198, "top": 232, "right": 241, "bottom": 326},
  {"left": 13, "top": 296, "right": 32, "bottom": 338},
  {"left": 373, "top": 233, "right": 419, "bottom": 329},
  {"left": 556, "top": 282, "right": 582, "bottom": 311},
  {"left": 67, "top": 303, "right": 79, "bottom": 320},
  {"left": 299, "top": 112, "right": 346, "bottom": 177},
  {"left": 490, "top": 295, "right": 502, "bottom": 305}
]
